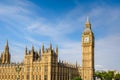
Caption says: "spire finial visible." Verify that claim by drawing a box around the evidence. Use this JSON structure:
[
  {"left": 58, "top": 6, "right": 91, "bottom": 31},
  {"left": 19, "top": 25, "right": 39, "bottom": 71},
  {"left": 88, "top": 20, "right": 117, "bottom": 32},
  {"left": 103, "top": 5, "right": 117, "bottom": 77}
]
[
  {"left": 6, "top": 40, "right": 8, "bottom": 48},
  {"left": 85, "top": 16, "right": 91, "bottom": 29},
  {"left": 86, "top": 16, "right": 90, "bottom": 24}
]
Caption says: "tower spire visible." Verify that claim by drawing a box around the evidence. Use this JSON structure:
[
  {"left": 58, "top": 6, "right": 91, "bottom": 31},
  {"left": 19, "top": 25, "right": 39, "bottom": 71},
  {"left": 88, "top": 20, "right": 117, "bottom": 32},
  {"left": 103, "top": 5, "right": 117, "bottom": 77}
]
[
  {"left": 3, "top": 40, "right": 10, "bottom": 64},
  {"left": 86, "top": 16, "right": 90, "bottom": 24},
  {"left": 5, "top": 40, "right": 9, "bottom": 49},
  {"left": 5, "top": 40, "right": 9, "bottom": 52},
  {"left": 85, "top": 16, "right": 91, "bottom": 29}
]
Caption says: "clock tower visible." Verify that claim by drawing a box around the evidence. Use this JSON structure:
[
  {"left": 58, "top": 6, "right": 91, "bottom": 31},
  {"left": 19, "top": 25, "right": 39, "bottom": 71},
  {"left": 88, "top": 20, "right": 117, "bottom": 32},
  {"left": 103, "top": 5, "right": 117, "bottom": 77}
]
[{"left": 82, "top": 17, "right": 94, "bottom": 80}]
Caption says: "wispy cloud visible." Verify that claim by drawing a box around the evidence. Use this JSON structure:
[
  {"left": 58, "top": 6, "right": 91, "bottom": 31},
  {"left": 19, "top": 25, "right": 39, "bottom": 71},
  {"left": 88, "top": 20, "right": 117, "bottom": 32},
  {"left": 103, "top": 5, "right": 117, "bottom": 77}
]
[
  {"left": 0, "top": 0, "right": 120, "bottom": 72},
  {"left": 95, "top": 34, "right": 120, "bottom": 71},
  {"left": 95, "top": 64, "right": 108, "bottom": 71}
]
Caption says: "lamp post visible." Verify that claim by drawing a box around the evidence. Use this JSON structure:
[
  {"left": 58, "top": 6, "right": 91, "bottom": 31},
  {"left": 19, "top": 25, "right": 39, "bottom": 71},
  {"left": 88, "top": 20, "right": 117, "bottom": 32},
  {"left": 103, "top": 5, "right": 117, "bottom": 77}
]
[{"left": 16, "top": 64, "right": 21, "bottom": 80}]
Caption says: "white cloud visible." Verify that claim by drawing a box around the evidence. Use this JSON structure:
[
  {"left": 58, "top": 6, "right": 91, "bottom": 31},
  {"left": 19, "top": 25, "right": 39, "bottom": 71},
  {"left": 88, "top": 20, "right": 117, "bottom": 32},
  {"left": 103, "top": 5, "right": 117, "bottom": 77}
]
[
  {"left": 57, "top": 41, "right": 82, "bottom": 64},
  {"left": 10, "top": 43, "right": 25, "bottom": 62},
  {"left": 0, "top": 0, "right": 120, "bottom": 72},
  {"left": 95, "top": 65, "right": 106, "bottom": 70},
  {"left": 95, "top": 34, "right": 120, "bottom": 71}
]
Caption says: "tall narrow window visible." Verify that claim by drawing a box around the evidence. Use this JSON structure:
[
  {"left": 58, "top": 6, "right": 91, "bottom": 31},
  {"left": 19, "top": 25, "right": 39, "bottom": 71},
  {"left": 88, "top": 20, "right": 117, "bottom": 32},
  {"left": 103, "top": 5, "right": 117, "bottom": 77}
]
[
  {"left": 36, "top": 75, "right": 38, "bottom": 80},
  {"left": 45, "top": 66, "right": 48, "bottom": 72},
  {"left": 27, "top": 75, "right": 29, "bottom": 80},
  {"left": 44, "top": 75, "right": 47, "bottom": 80},
  {"left": 27, "top": 66, "right": 30, "bottom": 72},
  {"left": 40, "top": 75, "right": 41, "bottom": 80}
]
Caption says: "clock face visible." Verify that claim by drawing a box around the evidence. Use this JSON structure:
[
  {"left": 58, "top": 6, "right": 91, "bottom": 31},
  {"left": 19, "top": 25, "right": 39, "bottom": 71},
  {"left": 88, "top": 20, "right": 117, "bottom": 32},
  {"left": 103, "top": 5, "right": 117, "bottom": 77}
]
[{"left": 84, "top": 37, "right": 89, "bottom": 43}]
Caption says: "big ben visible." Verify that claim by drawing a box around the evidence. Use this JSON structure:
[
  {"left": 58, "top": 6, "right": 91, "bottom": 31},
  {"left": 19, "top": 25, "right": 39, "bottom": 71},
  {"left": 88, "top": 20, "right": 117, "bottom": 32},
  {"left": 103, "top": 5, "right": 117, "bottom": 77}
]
[{"left": 82, "top": 17, "right": 94, "bottom": 80}]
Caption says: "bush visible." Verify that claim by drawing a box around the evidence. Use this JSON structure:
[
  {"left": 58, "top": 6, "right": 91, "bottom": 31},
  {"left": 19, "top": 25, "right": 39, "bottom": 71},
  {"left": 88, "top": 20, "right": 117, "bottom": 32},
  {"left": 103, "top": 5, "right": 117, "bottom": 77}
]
[{"left": 72, "top": 77, "right": 82, "bottom": 80}]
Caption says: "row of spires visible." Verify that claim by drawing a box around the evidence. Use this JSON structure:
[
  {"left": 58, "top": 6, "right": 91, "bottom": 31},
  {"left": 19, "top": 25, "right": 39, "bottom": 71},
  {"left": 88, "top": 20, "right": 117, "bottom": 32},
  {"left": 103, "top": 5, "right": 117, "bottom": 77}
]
[
  {"left": 58, "top": 59, "right": 80, "bottom": 68},
  {"left": 25, "top": 43, "right": 58, "bottom": 55},
  {"left": 25, "top": 43, "right": 58, "bottom": 61}
]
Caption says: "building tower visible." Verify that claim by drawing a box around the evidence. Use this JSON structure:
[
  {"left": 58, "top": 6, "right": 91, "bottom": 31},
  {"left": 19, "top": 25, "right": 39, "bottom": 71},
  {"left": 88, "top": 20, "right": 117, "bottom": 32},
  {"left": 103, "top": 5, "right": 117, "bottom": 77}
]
[
  {"left": 82, "top": 17, "right": 94, "bottom": 80},
  {"left": 1, "top": 40, "right": 11, "bottom": 64}
]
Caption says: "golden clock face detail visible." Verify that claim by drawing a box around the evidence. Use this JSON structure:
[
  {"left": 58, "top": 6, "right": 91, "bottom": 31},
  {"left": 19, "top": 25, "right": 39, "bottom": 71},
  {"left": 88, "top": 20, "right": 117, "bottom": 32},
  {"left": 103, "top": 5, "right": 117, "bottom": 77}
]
[{"left": 84, "top": 36, "right": 89, "bottom": 43}]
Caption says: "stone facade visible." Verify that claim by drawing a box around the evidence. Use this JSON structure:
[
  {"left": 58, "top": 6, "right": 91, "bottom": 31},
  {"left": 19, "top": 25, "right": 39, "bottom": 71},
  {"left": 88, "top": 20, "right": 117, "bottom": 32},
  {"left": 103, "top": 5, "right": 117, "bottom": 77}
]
[
  {"left": 0, "top": 18, "right": 94, "bottom": 80},
  {"left": 0, "top": 43, "right": 81, "bottom": 80}
]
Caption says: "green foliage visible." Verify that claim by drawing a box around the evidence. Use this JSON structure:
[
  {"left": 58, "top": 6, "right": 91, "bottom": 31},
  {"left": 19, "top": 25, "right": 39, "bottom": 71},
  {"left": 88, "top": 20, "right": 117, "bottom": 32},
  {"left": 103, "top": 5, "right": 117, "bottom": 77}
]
[
  {"left": 115, "top": 73, "right": 120, "bottom": 80},
  {"left": 95, "top": 71, "right": 120, "bottom": 80},
  {"left": 95, "top": 71, "right": 102, "bottom": 79},
  {"left": 72, "top": 77, "right": 82, "bottom": 80}
]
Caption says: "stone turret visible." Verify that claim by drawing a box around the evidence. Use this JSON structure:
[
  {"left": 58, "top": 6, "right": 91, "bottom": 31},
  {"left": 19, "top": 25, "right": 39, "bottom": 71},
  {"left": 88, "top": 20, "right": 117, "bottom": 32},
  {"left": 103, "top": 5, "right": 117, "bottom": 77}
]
[
  {"left": 1, "top": 40, "right": 11, "bottom": 64},
  {"left": 42, "top": 43, "right": 44, "bottom": 53},
  {"left": 32, "top": 45, "right": 34, "bottom": 52},
  {"left": 25, "top": 46, "right": 27, "bottom": 55},
  {"left": 50, "top": 42, "right": 52, "bottom": 50},
  {"left": 56, "top": 44, "right": 58, "bottom": 55}
]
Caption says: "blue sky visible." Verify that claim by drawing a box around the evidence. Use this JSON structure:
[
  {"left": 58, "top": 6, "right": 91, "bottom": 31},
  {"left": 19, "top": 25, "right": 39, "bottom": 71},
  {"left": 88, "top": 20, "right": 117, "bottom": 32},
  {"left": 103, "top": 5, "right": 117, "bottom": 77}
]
[{"left": 0, "top": 0, "right": 120, "bottom": 71}]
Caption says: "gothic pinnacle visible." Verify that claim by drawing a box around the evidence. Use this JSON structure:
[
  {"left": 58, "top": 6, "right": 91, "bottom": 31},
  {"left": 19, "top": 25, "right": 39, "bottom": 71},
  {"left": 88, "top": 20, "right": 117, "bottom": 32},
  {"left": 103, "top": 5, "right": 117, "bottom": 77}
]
[
  {"left": 50, "top": 42, "right": 52, "bottom": 50},
  {"left": 32, "top": 45, "right": 34, "bottom": 52},
  {"left": 6, "top": 40, "right": 9, "bottom": 48}
]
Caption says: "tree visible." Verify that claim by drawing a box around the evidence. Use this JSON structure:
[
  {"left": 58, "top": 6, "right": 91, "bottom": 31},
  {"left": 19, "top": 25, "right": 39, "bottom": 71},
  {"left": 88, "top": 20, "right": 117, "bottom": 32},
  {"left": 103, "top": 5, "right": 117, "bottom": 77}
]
[
  {"left": 95, "top": 71, "right": 102, "bottom": 79},
  {"left": 107, "top": 71, "right": 114, "bottom": 80},
  {"left": 115, "top": 73, "right": 120, "bottom": 80},
  {"left": 72, "top": 77, "right": 82, "bottom": 80},
  {"left": 95, "top": 71, "right": 115, "bottom": 80}
]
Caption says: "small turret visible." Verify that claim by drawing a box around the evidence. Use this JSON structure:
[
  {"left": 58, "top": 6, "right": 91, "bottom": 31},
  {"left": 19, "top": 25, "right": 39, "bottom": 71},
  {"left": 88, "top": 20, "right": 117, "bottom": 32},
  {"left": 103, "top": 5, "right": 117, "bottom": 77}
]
[
  {"left": 56, "top": 44, "right": 58, "bottom": 55},
  {"left": 50, "top": 42, "right": 52, "bottom": 50},
  {"left": 59, "top": 59, "right": 61, "bottom": 63},
  {"left": 25, "top": 46, "right": 27, "bottom": 55},
  {"left": 76, "top": 61, "right": 78, "bottom": 68},
  {"left": 32, "top": 45, "right": 34, "bottom": 52},
  {"left": 38, "top": 48, "right": 41, "bottom": 57},
  {"left": 42, "top": 43, "right": 44, "bottom": 53}
]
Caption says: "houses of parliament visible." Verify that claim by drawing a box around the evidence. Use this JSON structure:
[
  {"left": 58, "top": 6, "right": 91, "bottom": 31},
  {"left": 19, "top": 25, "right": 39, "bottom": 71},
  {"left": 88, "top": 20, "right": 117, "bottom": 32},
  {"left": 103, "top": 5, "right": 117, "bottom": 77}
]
[{"left": 0, "top": 18, "right": 95, "bottom": 80}]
